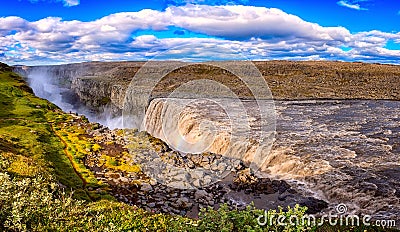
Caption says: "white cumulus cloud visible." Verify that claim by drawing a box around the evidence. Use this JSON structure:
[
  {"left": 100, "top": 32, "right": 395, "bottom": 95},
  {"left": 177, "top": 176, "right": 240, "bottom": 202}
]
[
  {"left": 337, "top": 0, "right": 368, "bottom": 11},
  {"left": 167, "top": 5, "right": 351, "bottom": 41},
  {"left": 0, "top": 5, "right": 400, "bottom": 65},
  {"left": 62, "top": 0, "right": 79, "bottom": 7}
]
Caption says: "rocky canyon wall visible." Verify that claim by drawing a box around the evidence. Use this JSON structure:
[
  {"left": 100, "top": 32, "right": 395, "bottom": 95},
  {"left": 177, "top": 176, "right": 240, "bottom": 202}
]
[{"left": 14, "top": 60, "right": 400, "bottom": 116}]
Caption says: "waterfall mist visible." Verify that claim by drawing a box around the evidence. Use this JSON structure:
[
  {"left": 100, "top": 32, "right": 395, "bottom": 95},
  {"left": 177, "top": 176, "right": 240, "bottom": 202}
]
[{"left": 23, "top": 67, "right": 124, "bottom": 129}]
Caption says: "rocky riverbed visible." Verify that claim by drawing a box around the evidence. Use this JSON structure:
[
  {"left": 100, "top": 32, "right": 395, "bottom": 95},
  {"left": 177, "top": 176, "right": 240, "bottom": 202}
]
[
  {"left": 17, "top": 61, "right": 400, "bottom": 222},
  {"left": 84, "top": 124, "right": 327, "bottom": 217}
]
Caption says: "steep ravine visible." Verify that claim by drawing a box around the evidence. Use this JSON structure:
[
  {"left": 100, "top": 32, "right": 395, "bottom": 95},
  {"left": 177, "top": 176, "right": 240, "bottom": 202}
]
[
  {"left": 14, "top": 64, "right": 129, "bottom": 129},
  {"left": 14, "top": 63, "right": 127, "bottom": 115},
  {"left": 15, "top": 60, "right": 400, "bottom": 117},
  {"left": 11, "top": 63, "right": 331, "bottom": 216},
  {"left": 14, "top": 61, "right": 400, "bottom": 221}
]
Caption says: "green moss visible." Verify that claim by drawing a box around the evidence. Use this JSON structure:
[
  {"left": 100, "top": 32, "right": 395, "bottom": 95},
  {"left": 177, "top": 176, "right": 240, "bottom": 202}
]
[
  {"left": 106, "top": 156, "right": 119, "bottom": 166},
  {"left": 100, "top": 154, "right": 141, "bottom": 173},
  {"left": 54, "top": 123, "right": 108, "bottom": 196},
  {"left": 7, "top": 155, "right": 42, "bottom": 176},
  {"left": 92, "top": 143, "right": 101, "bottom": 152},
  {"left": 0, "top": 64, "right": 398, "bottom": 231},
  {"left": 0, "top": 69, "right": 87, "bottom": 199}
]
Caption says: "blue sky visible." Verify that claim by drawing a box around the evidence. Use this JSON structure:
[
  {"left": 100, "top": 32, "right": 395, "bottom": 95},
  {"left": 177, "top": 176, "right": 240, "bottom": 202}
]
[{"left": 1, "top": 0, "right": 400, "bottom": 65}]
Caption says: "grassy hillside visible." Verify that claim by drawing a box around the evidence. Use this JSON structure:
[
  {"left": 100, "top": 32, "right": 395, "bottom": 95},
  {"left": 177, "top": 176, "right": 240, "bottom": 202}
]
[
  {"left": 0, "top": 62, "right": 195, "bottom": 231},
  {"left": 0, "top": 63, "right": 90, "bottom": 198},
  {"left": 0, "top": 62, "right": 398, "bottom": 231}
]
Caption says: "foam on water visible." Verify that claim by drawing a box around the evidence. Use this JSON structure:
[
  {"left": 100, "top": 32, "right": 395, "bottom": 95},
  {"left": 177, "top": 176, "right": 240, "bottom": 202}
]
[
  {"left": 143, "top": 99, "right": 400, "bottom": 220},
  {"left": 21, "top": 67, "right": 400, "bottom": 220},
  {"left": 273, "top": 100, "right": 400, "bottom": 220}
]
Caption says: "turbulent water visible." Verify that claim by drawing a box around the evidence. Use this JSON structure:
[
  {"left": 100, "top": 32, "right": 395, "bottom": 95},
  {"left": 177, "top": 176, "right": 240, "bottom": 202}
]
[
  {"left": 143, "top": 98, "right": 276, "bottom": 167},
  {"left": 144, "top": 98, "right": 400, "bottom": 220},
  {"left": 21, "top": 68, "right": 400, "bottom": 221},
  {"left": 274, "top": 100, "right": 400, "bottom": 220}
]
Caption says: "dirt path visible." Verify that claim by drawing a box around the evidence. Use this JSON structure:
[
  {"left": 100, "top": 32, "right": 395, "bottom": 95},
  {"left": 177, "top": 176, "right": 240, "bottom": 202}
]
[
  {"left": 49, "top": 123, "right": 94, "bottom": 201},
  {"left": 1, "top": 117, "right": 94, "bottom": 200},
  {"left": 50, "top": 124, "right": 87, "bottom": 186}
]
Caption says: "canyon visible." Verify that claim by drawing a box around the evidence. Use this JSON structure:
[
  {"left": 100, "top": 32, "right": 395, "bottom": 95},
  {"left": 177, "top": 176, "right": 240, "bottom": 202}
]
[
  {"left": 15, "top": 60, "right": 400, "bottom": 114},
  {"left": 14, "top": 61, "right": 400, "bottom": 221}
]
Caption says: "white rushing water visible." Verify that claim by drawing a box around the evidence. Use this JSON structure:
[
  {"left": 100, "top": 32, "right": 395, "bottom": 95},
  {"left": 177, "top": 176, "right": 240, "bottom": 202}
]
[
  {"left": 143, "top": 98, "right": 400, "bottom": 220},
  {"left": 22, "top": 67, "right": 400, "bottom": 221},
  {"left": 25, "top": 68, "right": 124, "bottom": 129}
]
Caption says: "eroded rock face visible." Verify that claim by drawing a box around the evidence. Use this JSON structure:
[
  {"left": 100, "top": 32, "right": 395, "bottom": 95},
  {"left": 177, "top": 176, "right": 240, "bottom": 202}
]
[
  {"left": 14, "top": 62, "right": 139, "bottom": 113},
  {"left": 71, "top": 76, "right": 125, "bottom": 110},
  {"left": 17, "top": 61, "right": 400, "bottom": 221},
  {"left": 14, "top": 63, "right": 92, "bottom": 88},
  {"left": 15, "top": 60, "right": 400, "bottom": 117}
]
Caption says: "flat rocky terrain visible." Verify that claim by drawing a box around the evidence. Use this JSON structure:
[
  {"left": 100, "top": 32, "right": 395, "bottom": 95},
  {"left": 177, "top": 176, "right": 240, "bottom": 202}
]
[
  {"left": 10, "top": 61, "right": 400, "bottom": 223},
  {"left": 14, "top": 61, "right": 400, "bottom": 112}
]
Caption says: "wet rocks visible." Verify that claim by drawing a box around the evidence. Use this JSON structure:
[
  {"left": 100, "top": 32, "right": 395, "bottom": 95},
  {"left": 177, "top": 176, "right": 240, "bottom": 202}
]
[
  {"left": 299, "top": 197, "right": 329, "bottom": 214},
  {"left": 140, "top": 183, "right": 153, "bottom": 192},
  {"left": 194, "top": 189, "right": 209, "bottom": 201},
  {"left": 84, "top": 126, "right": 328, "bottom": 217}
]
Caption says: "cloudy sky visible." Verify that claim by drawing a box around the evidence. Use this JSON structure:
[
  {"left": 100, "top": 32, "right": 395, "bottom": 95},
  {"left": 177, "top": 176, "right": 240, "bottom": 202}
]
[{"left": 1, "top": 0, "right": 400, "bottom": 65}]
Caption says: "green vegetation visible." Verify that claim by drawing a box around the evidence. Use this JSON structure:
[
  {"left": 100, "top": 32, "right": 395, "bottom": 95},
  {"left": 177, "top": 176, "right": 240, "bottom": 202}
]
[
  {"left": 99, "top": 152, "right": 141, "bottom": 173},
  {"left": 52, "top": 121, "right": 109, "bottom": 196},
  {"left": 0, "top": 70, "right": 83, "bottom": 191},
  {"left": 0, "top": 63, "right": 398, "bottom": 231}
]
